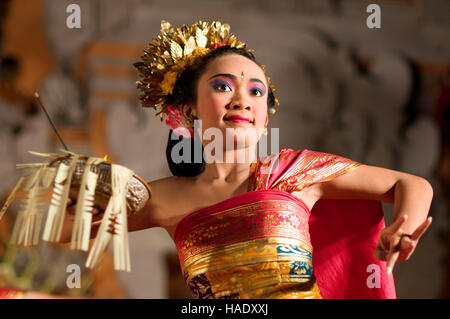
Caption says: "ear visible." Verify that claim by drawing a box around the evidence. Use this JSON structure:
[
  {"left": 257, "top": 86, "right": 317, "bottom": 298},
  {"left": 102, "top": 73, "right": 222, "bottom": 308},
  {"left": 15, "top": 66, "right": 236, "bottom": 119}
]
[
  {"left": 191, "top": 105, "right": 197, "bottom": 118},
  {"left": 180, "top": 104, "right": 196, "bottom": 118},
  {"left": 264, "top": 115, "right": 268, "bottom": 127}
]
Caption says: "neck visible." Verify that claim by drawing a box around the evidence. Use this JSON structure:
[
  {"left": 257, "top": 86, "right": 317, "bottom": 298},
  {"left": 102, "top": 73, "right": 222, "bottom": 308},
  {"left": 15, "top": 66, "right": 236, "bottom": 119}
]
[{"left": 198, "top": 146, "right": 257, "bottom": 183}]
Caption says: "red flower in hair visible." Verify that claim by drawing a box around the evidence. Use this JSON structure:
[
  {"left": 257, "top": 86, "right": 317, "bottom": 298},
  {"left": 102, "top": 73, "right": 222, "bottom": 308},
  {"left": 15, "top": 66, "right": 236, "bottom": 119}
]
[
  {"left": 214, "top": 43, "right": 227, "bottom": 49},
  {"left": 165, "top": 106, "right": 194, "bottom": 138}
]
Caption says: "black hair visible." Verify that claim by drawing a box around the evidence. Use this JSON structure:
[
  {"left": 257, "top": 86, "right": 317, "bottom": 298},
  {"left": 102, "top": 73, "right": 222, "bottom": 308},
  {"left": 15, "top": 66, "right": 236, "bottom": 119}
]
[
  {"left": 166, "top": 127, "right": 205, "bottom": 176},
  {"left": 165, "top": 46, "right": 275, "bottom": 176}
]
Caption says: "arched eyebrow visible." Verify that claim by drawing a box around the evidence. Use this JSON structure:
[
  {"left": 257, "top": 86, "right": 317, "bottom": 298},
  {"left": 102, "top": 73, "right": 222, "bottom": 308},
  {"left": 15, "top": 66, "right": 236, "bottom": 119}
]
[
  {"left": 208, "top": 73, "right": 266, "bottom": 89},
  {"left": 249, "top": 78, "right": 266, "bottom": 88},
  {"left": 208, "top": 73, "right": 236, "bottom": 81}
]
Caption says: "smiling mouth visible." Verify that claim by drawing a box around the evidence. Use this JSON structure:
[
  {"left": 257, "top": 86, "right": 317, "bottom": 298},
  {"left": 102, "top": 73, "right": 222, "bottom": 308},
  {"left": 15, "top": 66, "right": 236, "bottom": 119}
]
[{"left": 223, "top": 115, "right": 254, "bottom": 124}]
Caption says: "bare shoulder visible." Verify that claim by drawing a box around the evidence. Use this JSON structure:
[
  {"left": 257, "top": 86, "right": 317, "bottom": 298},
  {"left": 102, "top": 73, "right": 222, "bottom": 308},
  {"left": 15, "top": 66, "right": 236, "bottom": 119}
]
[
  {"left": 148, "top": 175, "right": 191, "bottom": 200},
  {"left": 148, "top": 175, "right": 178, "bottom": 192},
  {"left": 147, "top": 175, "right": 185, "bottom": 212}
]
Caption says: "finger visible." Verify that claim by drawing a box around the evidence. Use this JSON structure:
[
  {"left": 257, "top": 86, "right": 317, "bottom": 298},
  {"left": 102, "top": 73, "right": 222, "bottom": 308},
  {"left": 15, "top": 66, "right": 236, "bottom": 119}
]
[
  {"left": 389, "top": 214, "right": 408, "bottom": 234},
  {"left": 374, "top": 246, "right": 388, "bottom": 260},
  {"left": 67, "top": 198, "right": 73, "bottom": 206},
  {"left": 380, "top": 238, "right": 389, "bottom": 252},
  {"left": 386, "top": 235, "right": 402, "bottom": 274},
  {"left": 386, "top": 249, "right": 400, "bottom": 275},
  {"left": 398, "top": 236, "right": 416, "bottom": 261},
  {"left": 404, "top": 243, "right": 416, "bottom": 261},
  {"left": 378, "top": 229, "right": 391, "bottom": 252},
  {"left": 411, "top": 217, "right": 432, "bottom": 241}
]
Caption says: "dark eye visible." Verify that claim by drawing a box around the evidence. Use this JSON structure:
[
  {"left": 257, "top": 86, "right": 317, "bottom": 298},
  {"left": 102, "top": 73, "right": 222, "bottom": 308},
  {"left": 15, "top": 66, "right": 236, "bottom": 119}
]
[
  {"left": 250, "top": 87, "right": 265, "bottom": 97},
  {"left": 210, "top": 80, "right": 232, "bottom": 92},
  {"left": 215, "top": 83, "right": 232, "bottom": 92}
]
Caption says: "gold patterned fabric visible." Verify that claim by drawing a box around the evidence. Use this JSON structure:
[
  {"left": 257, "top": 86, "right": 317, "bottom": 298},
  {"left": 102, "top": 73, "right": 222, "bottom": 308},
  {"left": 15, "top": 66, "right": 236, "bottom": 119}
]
[{"left": 174, "top": 149, "right": 361, "bottom": 299}]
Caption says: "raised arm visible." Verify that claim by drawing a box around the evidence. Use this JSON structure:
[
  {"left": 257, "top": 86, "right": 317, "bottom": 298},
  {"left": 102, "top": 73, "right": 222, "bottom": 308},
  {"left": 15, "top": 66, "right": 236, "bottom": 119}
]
[{"left": 318, "top": 164, "right": 433, "bottom": 273}]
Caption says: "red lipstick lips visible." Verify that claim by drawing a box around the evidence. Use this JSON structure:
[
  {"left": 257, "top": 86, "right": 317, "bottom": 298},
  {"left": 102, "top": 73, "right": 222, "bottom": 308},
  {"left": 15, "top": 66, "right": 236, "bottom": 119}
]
[{"left": 224, "top": 115, "right": 253, "bottom": 124}]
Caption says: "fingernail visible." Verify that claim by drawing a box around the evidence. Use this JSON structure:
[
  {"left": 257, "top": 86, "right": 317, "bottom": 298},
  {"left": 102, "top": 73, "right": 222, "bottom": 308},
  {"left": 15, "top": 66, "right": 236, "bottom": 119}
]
[{"left": 386, "top": 267, "right": 392, "bottom": 275}]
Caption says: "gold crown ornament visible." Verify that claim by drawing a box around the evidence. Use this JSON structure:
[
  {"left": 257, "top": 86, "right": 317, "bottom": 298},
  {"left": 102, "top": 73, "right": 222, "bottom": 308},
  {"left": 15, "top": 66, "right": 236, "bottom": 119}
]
[{"left": 134, "top": 20, "right": 279, "bottom": 129}]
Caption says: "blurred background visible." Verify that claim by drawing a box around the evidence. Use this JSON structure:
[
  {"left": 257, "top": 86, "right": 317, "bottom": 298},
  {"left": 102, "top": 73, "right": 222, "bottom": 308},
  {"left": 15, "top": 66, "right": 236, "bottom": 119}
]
[{"left": 0, "top": 0, "right": 449, "bottom": 298}]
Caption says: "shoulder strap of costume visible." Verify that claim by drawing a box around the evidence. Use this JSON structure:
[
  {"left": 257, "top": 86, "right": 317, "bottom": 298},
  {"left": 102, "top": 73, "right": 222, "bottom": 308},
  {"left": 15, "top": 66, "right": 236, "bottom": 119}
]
[{"left": 249, "top": 148, "right": 361, "bottom": 192}]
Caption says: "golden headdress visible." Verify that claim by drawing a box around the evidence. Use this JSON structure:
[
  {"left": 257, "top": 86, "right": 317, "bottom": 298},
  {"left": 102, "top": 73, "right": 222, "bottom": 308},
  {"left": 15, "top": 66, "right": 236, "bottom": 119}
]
[{"left": 134, "top": 20, "right": 279, "bottom": 127}]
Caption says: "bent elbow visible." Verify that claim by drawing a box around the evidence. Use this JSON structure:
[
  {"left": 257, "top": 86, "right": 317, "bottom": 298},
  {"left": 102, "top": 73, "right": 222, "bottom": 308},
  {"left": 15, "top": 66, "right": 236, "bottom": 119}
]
[{"left": 418, "top": 177, "right": 434, "bottom": 200}]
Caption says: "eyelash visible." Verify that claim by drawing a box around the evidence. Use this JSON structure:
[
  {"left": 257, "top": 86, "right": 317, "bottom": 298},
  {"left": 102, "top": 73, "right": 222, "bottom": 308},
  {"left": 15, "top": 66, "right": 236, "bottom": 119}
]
[
  {"left": 210, "top": 80, "right": 266, "bottom": 97},
  {"left": 211, "top": 80, "right": 232, "bottom": 92}
]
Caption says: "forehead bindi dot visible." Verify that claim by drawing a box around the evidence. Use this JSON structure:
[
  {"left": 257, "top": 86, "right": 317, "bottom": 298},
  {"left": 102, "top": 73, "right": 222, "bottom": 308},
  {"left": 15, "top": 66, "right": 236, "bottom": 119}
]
[{"left": 240, "top": 72, "right": 244, "bottom": 79}]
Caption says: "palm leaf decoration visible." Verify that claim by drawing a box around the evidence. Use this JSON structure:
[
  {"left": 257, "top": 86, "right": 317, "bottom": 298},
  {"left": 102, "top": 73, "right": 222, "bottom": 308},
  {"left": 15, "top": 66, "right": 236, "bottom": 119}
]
[
  {"left": 42, "top": 155, "right": 79, "bottom": 242},
  {"left": 10, "top": 166, "right": 46, "bottom": 246},
  {"left": 71, "top": 157, "right": 103, "bottom": 251},
  {"left": 86, "top": 165, "right": 133, "bottom": 271}
]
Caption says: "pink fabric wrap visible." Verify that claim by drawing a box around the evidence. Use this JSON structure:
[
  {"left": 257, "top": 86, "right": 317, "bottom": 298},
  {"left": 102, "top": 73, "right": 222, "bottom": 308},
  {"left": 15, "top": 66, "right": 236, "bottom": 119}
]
[
  {"left": 310, "top": 199, "right": 396, "bottom": 298},
  {"left": 249, "top": 148, "right": 397, "bottom": 298}
]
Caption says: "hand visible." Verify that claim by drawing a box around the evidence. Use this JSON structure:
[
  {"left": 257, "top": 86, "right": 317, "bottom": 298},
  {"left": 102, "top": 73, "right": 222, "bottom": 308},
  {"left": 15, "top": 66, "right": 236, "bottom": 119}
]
[{"left": 374, "top": 214, "right": 432, "bottom": 274}]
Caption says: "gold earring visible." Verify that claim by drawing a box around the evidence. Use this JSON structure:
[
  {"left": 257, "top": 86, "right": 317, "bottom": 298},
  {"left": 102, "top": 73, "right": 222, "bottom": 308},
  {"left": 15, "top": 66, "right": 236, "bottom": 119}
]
[{"left": 263, "top": 127, "right": 268, "bottom": 136}]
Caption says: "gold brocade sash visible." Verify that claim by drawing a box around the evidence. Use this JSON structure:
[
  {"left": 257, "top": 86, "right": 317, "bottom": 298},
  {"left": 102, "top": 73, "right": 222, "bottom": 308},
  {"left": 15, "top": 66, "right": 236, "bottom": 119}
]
[{"left": 174, "top": 189, "right": 319, "bottom": 299}]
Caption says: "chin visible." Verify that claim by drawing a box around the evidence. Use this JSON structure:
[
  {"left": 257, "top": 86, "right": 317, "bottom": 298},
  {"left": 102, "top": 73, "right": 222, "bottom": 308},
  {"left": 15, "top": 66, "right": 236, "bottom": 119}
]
[{"left": 225, "top": 133, "right": 259, "bottom": 150}]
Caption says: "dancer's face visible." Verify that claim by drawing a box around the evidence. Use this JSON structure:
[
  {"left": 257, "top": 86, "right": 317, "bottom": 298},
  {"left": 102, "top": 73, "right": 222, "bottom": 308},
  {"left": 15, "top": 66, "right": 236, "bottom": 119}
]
[{"left": 193, "top": 54, "right": 269, "bottom": 150}]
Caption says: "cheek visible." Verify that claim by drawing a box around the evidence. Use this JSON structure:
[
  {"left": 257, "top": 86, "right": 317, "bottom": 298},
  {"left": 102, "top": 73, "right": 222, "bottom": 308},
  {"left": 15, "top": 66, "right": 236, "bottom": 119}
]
[
  {"left": 197, "top": 92, "right": 226, "bottom": 122},
  {"left": 254, "top": 102, "right": 268, "bottom": 126}
]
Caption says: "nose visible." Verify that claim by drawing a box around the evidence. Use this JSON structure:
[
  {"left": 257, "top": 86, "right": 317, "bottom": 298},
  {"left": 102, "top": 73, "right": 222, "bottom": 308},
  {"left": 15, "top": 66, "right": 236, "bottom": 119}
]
[
  {"left": 230, "top": 103, "right": 250, "bottom": 110},
  {"left": 227, "top": 89, "right": 251, "bottom": 111}
]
